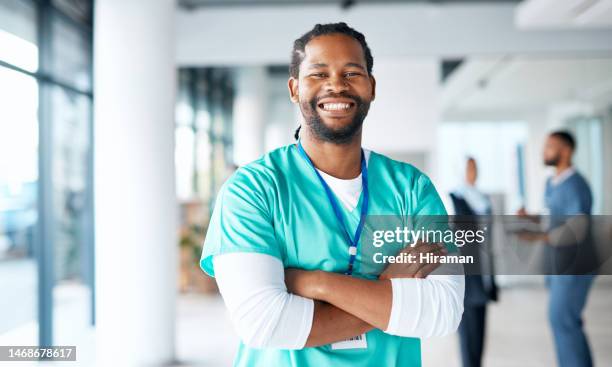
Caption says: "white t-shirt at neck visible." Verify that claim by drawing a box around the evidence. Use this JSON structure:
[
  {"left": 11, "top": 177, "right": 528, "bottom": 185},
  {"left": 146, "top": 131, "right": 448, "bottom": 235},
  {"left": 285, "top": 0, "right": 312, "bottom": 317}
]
[{"left": 314, "top": 150, "right": 371, "bottom": 211}]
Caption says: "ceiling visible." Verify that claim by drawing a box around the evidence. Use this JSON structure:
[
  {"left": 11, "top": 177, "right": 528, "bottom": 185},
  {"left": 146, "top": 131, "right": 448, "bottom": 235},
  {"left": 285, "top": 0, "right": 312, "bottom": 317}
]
[
  {"left": 516, "top": 0, "right": 612, "bottom": 29},
  {"left": 179, "top": 0, "right": 520, "bottom": 9},
  {"left": 441, "top": 56, "right": 612, "bottom": 116}
]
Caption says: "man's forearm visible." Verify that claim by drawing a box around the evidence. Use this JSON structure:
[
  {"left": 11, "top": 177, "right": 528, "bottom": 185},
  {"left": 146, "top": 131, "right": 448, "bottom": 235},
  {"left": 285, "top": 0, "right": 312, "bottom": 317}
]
[
  {"left": 290, "top": 270, "right": 393, "bottom": 331},
  {"left": 285, "top": 245, "right": 450, "bottom": 340},
  {"left": 305, "top": 301, "right": 373, "bottom": 347}
]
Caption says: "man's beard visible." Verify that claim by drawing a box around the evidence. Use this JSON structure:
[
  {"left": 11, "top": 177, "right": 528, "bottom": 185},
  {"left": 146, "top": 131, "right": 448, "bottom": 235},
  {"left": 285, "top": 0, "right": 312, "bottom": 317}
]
[
  {"left": 544, "top": 154, "right": 559, "bottom": 166},
  {"left": 299, "top": 93, "right": 370, "bottom": 145}
]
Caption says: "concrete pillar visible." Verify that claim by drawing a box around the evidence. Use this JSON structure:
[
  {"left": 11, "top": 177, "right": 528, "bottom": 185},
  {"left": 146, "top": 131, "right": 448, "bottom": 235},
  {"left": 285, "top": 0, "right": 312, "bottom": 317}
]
[
  {"left": 233, "top": 67, "right": 267, "bottom": 165},
  {"left": 94, "top": 0, "right": 177, "bottom": 365}
]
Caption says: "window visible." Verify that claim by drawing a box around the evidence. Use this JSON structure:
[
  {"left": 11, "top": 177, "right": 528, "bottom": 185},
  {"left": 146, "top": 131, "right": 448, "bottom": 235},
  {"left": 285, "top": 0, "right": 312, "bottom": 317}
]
[
  {"left": 0, "top": 0, "right": 38, "bottom": 71},
  {"left": 175, "top": 68, "right": 235, "bottom": 208},
  {"left": 0, "top": 0, "right": 93, "bottom": 348}
]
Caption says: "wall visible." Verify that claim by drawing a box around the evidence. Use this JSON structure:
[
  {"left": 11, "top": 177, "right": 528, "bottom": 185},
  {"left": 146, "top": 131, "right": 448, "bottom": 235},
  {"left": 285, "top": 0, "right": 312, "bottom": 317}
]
[{"left": 362, "top": 58, "right": 440, "bottom": 179}]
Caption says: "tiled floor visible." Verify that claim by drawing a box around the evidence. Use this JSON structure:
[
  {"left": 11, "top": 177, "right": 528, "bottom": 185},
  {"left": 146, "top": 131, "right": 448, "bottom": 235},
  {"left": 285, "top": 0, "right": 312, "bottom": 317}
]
[{"left": 422, "top": 277, "right": 612, "bottom": 367}]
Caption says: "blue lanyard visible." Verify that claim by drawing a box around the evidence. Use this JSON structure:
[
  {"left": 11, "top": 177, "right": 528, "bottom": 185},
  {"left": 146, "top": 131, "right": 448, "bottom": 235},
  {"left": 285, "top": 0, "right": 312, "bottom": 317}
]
[{"left": 297, "top": 141, "right": 369, "bottom": 275}]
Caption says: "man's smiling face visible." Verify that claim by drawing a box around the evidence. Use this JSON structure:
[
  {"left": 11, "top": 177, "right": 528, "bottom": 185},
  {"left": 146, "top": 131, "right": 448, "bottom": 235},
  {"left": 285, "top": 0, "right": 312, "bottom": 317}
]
[{"left": 289, "top": 33, "right": 376, "bottom": 144}]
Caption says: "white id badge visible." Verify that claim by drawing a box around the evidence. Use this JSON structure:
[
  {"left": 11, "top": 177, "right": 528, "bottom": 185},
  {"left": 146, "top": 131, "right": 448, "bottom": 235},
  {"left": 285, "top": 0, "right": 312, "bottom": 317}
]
[{"left": 331, "top": 333, "right": 367, "bottom": 350}]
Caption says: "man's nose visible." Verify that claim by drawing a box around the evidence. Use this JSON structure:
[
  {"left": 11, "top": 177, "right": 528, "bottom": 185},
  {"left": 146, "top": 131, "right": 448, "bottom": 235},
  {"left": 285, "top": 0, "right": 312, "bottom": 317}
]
[{"left": 324, "top": 74, "right": 349, "bottom": 93}]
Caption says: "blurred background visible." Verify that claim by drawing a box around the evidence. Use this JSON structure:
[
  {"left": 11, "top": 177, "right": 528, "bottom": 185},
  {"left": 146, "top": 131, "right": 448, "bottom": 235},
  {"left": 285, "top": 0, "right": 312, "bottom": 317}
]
[{"left": 0, "top": 0, "right": 611, "bottom": 366}]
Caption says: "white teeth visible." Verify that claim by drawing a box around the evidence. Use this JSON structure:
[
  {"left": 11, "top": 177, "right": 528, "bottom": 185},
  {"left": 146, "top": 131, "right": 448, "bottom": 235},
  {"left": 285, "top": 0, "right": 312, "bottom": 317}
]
[{"left": 322, "top": 103, "right": 351, "bottom": 111}]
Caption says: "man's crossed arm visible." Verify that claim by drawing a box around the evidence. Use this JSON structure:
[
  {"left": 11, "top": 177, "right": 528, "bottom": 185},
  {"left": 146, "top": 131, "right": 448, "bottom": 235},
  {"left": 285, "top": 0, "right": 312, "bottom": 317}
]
[{"left": 213, "top": 242, "right": 464, "bottom": 349}]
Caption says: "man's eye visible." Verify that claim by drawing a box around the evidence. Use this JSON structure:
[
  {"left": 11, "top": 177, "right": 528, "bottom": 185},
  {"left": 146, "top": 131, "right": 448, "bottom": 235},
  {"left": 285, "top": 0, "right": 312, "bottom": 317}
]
[{"left": 311, "top": 73, "right": 327, "bottom": 78}]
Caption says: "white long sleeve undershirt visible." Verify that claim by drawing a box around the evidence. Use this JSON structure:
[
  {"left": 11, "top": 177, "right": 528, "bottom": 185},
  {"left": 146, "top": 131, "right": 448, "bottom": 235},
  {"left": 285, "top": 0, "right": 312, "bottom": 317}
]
[
  {"left": 214, "top": 253, "right": 313, "bottom": 349},
  {"left": 213, "top": 153, "right": 464, "bottom": 349}
]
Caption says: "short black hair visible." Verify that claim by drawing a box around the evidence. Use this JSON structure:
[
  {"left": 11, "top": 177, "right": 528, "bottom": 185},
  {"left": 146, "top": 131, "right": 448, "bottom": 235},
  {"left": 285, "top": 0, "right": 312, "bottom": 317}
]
[
  {"left": 289, "top": 22, "right": 374, "bottom": 79},
  {"left": 550, "top": 130, "right": 576, "bottom": 150}
]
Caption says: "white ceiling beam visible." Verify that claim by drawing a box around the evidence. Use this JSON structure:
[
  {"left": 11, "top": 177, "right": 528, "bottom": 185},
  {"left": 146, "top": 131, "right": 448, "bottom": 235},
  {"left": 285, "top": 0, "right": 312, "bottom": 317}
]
[
  {"left": 176, "top": 3, "right": 612, "bottom": 66},
  {"left": 516, "top": 0, "right": 612, "bottom": 29}
]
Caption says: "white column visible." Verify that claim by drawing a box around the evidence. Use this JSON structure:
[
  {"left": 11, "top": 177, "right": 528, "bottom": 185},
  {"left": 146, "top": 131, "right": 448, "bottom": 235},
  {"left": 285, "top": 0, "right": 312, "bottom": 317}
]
[
  {"left": 94, "top": 1, "right": 177, "bottom": 366},
  {"left": 233, "top": 67, "right": 267, "bottom": 165}
]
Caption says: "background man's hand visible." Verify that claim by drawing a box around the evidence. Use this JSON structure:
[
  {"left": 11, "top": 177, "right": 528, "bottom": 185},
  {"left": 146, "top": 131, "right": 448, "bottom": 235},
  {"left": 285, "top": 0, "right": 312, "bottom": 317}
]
[
  {"left": 516, "top": 207, "right": 528, "bottom": 217},
  {"left": 516, "top": 207, "right": 541, "bottom": 223},
  {"left": 517, "top": 230, "right": 548, "bottom": 243},
  {"left": 379, "top": 241, "right": 448, "bottom": 280}
]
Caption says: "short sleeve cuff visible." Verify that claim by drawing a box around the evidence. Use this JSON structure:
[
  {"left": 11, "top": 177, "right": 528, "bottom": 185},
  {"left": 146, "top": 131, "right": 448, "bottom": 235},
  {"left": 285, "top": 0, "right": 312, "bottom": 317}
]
[{"left": 201, "top": 247, "right": 285, "bottom": 278}]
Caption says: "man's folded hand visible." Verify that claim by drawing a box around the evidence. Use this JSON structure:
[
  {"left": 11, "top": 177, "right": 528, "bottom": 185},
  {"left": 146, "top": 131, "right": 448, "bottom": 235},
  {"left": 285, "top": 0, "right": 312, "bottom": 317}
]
[{"left": 379, "top": 241, "right": 448, "bottom": 280}]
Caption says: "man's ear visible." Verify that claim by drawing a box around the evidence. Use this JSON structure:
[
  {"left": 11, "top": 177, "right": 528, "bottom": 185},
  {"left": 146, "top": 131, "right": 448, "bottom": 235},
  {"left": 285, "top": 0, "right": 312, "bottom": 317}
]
[
  {"left": 370, "top": 75, "right": 376, "bottom": 101},
  {"left": 288, "top": 77, "right": 299, "bottom": 103}
]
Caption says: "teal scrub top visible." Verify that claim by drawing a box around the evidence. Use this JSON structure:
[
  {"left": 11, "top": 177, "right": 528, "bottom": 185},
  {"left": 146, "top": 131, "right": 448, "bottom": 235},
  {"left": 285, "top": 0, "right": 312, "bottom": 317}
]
[{"left": 200, "top": 144, "right": 450, "bottom": 367}]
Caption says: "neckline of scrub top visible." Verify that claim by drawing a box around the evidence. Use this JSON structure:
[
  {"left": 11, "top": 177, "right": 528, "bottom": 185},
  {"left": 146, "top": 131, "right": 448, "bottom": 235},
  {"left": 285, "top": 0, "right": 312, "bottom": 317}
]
[
  {"left": 315, "top": 168, "right": 362, "bottom": 211},
  {"left": 294, "top": 146, "right": 372, "bottom": 213}
]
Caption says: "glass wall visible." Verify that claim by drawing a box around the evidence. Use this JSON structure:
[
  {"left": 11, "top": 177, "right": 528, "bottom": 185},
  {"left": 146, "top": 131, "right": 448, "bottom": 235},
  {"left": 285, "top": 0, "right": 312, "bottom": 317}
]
[
  {"left": 0, "top": 0, "right": 93, "bottom": 347},
  {"left": 175, "top": 68, "right": 234, "bottom": 293},
  {"left": 567, "top": 116, "right": 604, "bottom": 214},
  {"left": 175, "top": 68, "right": 235, "bottom": 205},
  {"left": 0, "top": 0, "right": 40, "bottom": 346}
]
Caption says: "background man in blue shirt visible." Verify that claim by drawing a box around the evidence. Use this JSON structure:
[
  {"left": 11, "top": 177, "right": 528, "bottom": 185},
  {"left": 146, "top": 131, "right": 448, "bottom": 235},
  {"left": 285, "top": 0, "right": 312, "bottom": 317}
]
[{"left": 519, "top": 130, "right": 596, "bottom": 367}]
